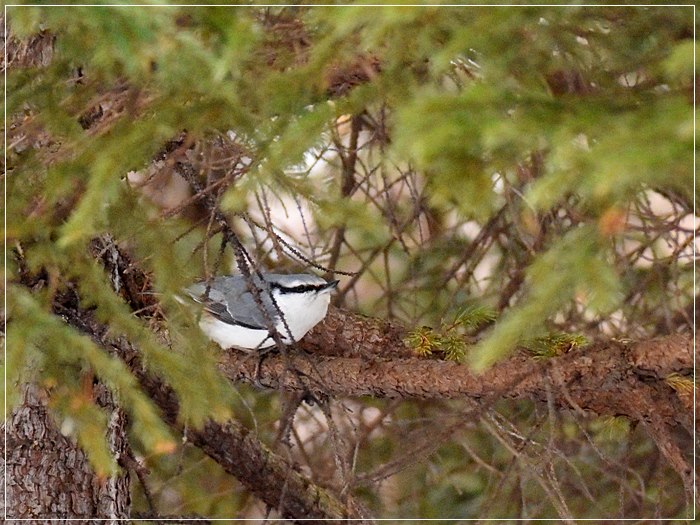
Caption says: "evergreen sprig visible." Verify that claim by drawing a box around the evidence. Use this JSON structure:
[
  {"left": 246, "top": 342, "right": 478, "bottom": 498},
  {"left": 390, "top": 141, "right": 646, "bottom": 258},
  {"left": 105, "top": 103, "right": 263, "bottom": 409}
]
[
  {"left": 522, "top": 332, "right": 589, "bottom": 360},
  {"left": 404, "top": 305, "right": 495, "bottom": 362}
]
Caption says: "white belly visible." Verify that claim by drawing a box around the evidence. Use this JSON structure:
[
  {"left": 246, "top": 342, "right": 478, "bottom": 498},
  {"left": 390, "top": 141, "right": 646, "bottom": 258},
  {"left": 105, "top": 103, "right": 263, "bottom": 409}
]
[
  {"left": 197, "top": 289, "right": 331, "bottom": 351},
  {"left": 199, "top": 316, "right": 274, "bottom": 350}
]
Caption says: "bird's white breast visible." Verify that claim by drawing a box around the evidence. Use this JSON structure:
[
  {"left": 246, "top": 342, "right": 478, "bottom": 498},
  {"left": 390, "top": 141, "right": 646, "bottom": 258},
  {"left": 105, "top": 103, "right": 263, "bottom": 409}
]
[
  {"left": 198, "top": 288, "right": 332, "bottom": 350},
  {"left": 274, "top": 287, "right": 332, "bottom": 342},
  {"left": 198, "top": 316, "right": 272, "bottom": 350}
]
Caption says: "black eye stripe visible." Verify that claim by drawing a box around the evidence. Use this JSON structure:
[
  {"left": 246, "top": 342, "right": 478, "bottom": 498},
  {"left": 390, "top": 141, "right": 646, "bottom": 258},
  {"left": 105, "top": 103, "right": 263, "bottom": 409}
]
[{"left": 270, "top": 283, "right": 329, "bottom": 294}]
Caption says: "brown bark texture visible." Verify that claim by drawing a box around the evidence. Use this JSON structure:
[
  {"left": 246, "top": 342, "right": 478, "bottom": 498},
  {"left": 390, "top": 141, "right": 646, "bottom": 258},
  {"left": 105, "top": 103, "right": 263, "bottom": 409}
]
[
  {"left": 222, "top": 307, "right": 697, "bottom": 497},
  {"left": 226, "top": 307, "right": 694, "bottom": 433},
  {"left": 2, "top": 384, "right": 129, "bottom": 522},
  {"left": 222, "top": 310, "right": 696, "bottom": 436}
]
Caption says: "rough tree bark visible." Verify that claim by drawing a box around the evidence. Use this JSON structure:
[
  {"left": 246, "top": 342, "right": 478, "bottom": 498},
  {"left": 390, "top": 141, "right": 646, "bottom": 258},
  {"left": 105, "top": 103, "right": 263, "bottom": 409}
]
[
  {"left": 227, "top": 309, "right": 697, "bottom": 496},
  {"left": 236, "top": 308, "right": 694, "bottom": 432},
  {"left": 1, "top": 384, "right": 129, "bottom": 522}
]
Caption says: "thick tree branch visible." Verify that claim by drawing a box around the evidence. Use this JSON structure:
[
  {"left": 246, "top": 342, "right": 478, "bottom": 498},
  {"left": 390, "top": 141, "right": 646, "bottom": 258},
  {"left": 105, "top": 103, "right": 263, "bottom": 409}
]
[
  {"left": 223, "top": 310, "right": 696, "bottom": 495},
  {"left": 221, "top": 308, "right": 695, "bottom": 434},
  {"left": 2, "top": 384, "right": 130, "bottom": 520}
]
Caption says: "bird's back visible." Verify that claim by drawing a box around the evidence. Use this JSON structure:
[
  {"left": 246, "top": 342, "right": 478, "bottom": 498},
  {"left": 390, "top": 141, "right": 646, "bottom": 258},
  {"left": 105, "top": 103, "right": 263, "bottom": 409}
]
[{"left": 186, "top": 275, "right": 281, "bottom": 330}]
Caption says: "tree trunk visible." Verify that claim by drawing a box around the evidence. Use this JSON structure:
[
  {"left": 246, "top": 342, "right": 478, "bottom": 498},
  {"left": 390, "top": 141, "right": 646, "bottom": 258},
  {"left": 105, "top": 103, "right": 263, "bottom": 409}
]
[{"left": 2, "top": 383, "right": 130, "bottom": 522}]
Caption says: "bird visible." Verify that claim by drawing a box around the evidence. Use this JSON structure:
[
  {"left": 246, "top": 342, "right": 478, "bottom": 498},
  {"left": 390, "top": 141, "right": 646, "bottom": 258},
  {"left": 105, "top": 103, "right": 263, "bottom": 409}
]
[{"left": 185, "top": 273, "right": 339, "bottom": 351}]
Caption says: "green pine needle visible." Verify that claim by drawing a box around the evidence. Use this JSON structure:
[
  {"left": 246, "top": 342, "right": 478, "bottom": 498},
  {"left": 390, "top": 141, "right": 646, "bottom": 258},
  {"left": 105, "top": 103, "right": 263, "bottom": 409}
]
[
  {"left": 523, "top": 332, "right": 589, "bottom": 359},
  {"left": 452, "top": 305, "right": 497, "bottom": 330}
]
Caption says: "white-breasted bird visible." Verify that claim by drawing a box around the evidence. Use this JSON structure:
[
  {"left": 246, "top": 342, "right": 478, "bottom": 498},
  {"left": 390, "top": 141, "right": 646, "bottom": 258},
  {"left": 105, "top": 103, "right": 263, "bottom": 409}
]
[{"left": 186, "top": 273, "right": 338, "bottom": 351}]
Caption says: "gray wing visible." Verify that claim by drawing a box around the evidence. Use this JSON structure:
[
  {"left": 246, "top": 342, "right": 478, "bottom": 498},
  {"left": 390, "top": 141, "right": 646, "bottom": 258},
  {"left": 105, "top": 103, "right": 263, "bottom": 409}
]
[{"left": 186, "top": 276, "right": 279, "bottom": 330}]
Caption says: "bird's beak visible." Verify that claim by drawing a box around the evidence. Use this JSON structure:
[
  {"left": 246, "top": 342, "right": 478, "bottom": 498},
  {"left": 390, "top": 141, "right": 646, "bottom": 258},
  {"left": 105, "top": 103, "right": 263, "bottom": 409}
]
[{"left": 326, "top": 280, "right": 340, "bottom": 292}]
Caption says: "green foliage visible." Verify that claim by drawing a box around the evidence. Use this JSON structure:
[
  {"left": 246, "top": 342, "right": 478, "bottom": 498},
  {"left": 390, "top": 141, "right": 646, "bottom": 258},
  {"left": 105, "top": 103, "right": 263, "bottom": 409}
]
[
  {"left": 522, "top": 332, "right": 589, "bottom": 360},
  {"left": 405, "top": 326, "right": 443, "bottom": 358},
  {"left": 453, "top": 305, "right": 498, "bottom": 330},
  {"left": 6, "top": 3, "right": 693, "bottom": 518},
  {"left": 407, "top": 307, "right": 587, "bottom": 364},
  {"left": 9, "top": 286, "right": 176, "bottom": 475},
  {"left": 469, "top": 226, "right": 622, "bottom": 371},
  {"left": 395, "top": 87, "right": 500, "bottom": 219},
  {"left": 664, "top": 40, "right": 696, "bottom": 81},
  {"left": 404, "top": 305, "right": 495, "bottom": 362}
]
